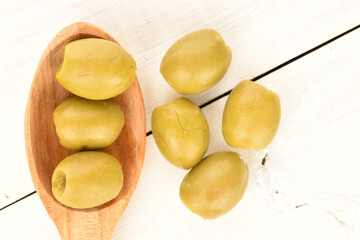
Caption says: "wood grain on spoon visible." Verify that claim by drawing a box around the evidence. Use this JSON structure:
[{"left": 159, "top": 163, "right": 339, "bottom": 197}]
[{"left": 24, "top": 22, "right": 146, "bottom": 240}]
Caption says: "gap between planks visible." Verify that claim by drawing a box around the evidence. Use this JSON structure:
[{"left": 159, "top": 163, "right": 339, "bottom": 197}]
[{"left": 1, "top": 23, "right": 359, "bottom": 213}]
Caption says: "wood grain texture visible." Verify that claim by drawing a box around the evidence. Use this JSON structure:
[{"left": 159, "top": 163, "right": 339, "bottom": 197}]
[
  {"left": 1, "top": 21, "right": 360, "bottom": 240},
  {"left": 25, "top": 22, "right": 146, "bottom": 240},
  {"left": 1, "top": 0, "right": 360, "bottom": 209}
]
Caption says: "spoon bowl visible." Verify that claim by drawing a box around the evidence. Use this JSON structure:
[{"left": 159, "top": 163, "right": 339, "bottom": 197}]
[{"left": 24, "top": 22, "right": 146, "bottom": 240}]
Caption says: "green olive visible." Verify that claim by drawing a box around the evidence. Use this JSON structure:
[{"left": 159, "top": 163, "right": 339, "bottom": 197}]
[
  {"left": 152, "top": 97, "right": 210, "bottom": 169},
  {"left": 56, "top": 38, "right": 136, "bottom": 100},
  {"left": 160, "top": 29, "right": 232, "bottom": 94},
  {"left": 222, "top": 80, "right": 281, "bottom": 150},
  {"left": 53, "top": 96, "right": 124, "bottom": 150},
  {"left": 52, "top": 151, "right": 123, "bottom": 209},
  {"left": 180, "top": 151, "right": 248, "bottom": 219}
]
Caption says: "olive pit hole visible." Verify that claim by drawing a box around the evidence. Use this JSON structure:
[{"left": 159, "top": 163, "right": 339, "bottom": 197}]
[{"left": 53, "top": 170, "right": 66, "bottom": 196}]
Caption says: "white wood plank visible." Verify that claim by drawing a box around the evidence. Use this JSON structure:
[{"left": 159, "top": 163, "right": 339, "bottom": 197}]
[
  {"left": 1, "top": 21, "right": 359, "bottom": 240},
  {"left": 1, "top": 0, "right": 359, "bottom": 209},
  {"left": 0, "top": 194, "right": 60, "bottom": 239}
]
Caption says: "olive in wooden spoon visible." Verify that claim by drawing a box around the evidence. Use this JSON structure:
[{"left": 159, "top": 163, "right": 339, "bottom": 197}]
[{"left": 25, "top": 22, "right": 146, "bottom": 240}]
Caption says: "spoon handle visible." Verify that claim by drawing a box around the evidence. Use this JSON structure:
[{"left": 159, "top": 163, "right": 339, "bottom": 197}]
[{"left": 54, "top": 208, "right": 119, "bottom": 240}]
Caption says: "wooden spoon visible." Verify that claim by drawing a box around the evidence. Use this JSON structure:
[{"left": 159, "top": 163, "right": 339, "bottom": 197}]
[{"left": 24, "top": 22, "right": 146, "bottom": 240}]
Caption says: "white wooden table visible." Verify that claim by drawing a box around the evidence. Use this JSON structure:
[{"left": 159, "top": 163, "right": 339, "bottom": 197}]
[{"left": 1, "top": 0, "right": 360, "bottom": 239}]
